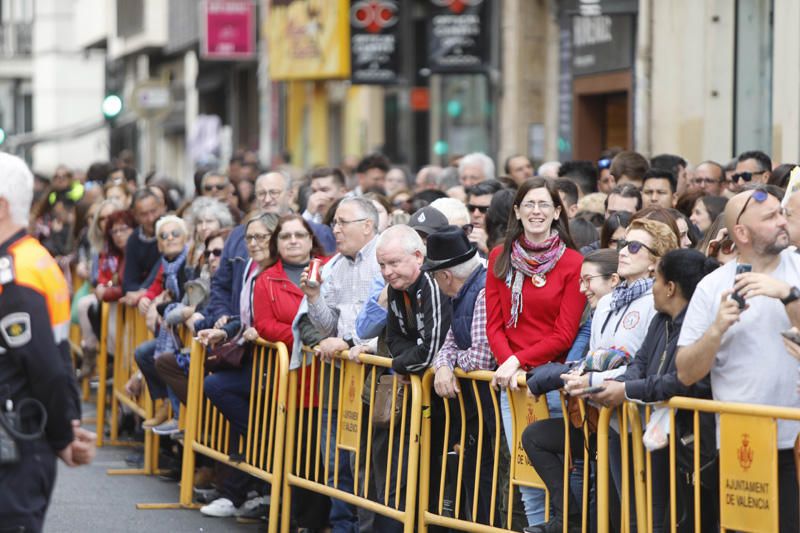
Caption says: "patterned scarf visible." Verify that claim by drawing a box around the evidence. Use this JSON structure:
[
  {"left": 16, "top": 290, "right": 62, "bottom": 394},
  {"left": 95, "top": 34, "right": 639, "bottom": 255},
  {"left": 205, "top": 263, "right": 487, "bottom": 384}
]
[
  {"left": 505, "top": 231, "right": 566, "bottom": 328},
  {"left": 162, "top": 246, "right": 188, "bottom": 300},
  {"left": 610, "top": 277, "right": 653, "bottom": 312}
]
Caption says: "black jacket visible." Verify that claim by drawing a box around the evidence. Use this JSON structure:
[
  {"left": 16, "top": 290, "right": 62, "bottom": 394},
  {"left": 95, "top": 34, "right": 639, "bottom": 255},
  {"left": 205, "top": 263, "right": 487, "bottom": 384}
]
[
  {"left": 618, "top": 309, "right": 711, "bottom": 401},
  {"left": 386, "top": 271, "right": 451, "bottom": 375}
]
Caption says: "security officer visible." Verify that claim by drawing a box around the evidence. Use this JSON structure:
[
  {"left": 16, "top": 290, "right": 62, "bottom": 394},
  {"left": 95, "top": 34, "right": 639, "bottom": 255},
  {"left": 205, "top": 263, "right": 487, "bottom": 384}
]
[{"left": 0, "top": 153, "right": 95, "bottom": 532}]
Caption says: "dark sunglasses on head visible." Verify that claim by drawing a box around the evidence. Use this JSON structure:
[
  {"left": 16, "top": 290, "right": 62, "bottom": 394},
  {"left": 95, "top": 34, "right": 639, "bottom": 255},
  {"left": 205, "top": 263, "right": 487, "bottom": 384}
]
[
  {"left": 203, "top": 248, "right": 223, "bottom": 259},
  {"left": 731, "top": 170, "right": 766, "bottom": 183},
  {"left": 735, "top": 188, "right": 769, "bottom": 225},
  {"left": 467, "top": 204, "right": 489, "bottom": 214},
  {"left": 158, "top": 229, "right": 183, "bottom": 240},
  {"left": 204, "top": 183, "right": 227, "bottom": 192},
  {"left": 708, "top": 238, "right": 735, "bottom": 257},
  {"left": 617, "top": 239, "right": 659, "bottom": 256}
]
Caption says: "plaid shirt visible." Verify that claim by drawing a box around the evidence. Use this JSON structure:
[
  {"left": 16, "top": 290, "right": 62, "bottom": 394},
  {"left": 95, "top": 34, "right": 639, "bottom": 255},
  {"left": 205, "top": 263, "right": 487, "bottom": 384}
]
[{"left": 433, "top": 288, "right": 495, "bottom": 372}]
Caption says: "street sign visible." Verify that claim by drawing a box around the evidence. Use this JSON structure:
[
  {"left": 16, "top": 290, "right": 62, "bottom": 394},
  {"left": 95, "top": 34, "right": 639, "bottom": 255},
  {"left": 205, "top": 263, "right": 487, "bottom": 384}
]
[{"left": 131, "top": 81, "right": 173, "bottom": 121}]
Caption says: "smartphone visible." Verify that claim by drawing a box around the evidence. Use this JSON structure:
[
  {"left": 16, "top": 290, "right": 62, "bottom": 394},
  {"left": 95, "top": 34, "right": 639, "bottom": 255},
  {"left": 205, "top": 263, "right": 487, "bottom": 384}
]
[
  {"left": 781, "top": 329, "right": 800, "bottom": 345},
  {"left": 584, "top": 385, "right": 605, "bottom": 394},
  {"left": 731, "top": 263, "right": 752, "bottom": 309}
]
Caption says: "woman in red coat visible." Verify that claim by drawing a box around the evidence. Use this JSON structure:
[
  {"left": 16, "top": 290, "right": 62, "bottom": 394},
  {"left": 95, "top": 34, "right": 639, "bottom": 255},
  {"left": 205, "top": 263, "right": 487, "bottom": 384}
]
[{"left": 485, "top": 177, "right": 586, "bottom": 527}]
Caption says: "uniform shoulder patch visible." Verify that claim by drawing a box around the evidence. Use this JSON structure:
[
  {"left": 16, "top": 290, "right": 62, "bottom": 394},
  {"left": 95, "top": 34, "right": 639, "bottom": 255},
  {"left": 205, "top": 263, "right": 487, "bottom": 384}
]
[{"left": 0, "top": 312, "right": 31, "bottom": 348}]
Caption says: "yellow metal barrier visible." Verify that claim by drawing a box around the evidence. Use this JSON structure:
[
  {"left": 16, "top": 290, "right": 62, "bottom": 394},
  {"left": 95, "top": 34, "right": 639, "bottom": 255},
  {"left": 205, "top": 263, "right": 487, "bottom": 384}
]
[
  {"left": 95, "top": 301, "right": 111, "bottom": 446},
  {"left": 418, "top": 370, "right": 550, "bottom": 532},
  {"left": 106, "top": 303, "right": 160, "bottom": 475},
  {"left": 281, "top": 347, "right": 422, "bottom": 533},
  {"left": 176, "top": 338, "right": 290, "bottom": 527}
]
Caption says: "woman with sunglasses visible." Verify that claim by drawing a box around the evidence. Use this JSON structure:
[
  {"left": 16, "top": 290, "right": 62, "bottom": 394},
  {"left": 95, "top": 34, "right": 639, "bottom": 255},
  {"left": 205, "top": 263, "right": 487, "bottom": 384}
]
[
  {"left": 486, "top": 177, "right": 586, "bottom": 526},
  {"left": 590, "top": 248, "right": 720, "bottom": 533},
  {"left": 185, "top": 196, "right": 235, "bottom": 272}
]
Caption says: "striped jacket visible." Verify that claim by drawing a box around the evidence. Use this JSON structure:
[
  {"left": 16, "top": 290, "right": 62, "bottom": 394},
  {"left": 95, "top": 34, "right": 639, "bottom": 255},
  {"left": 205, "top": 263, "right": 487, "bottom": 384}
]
[{"left": 386, "top": 271, "right": 451, "bottom": 375}]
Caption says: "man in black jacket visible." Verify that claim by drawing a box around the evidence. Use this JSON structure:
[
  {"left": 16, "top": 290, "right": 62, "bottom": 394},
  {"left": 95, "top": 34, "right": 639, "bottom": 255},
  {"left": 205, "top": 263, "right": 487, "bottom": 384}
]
[{"left": 378, "top": 224, "right": 451, "bottom": 375}]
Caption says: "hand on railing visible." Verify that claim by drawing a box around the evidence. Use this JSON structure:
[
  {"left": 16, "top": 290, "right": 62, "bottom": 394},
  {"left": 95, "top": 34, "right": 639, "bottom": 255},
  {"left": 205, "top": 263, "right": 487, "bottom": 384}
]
[
  {"left": 490, "top": 355, "right": 524, "bottom": 390},
  {"left": 197, "top": 328, "right": 226, "bottom": 347},
  {"left": 242, "top": 327, "right": 259, "bottom": 343},
  {"left": 589, "top": 380, "right": 626, "bottom": 408},
  {"left": 347, "top": 344, "right": 369, "bottom": 363},
  {"left": 315, "top": 337, "right": 348, "bottom": 362},
  {"left": 433, "top": 366, "right": 460, "bottom": 398}
]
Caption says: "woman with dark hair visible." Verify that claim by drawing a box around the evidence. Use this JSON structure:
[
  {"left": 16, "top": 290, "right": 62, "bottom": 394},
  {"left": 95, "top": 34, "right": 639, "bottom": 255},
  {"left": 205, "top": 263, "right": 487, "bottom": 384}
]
[
  {"left": 690, "top": 195, "right": 728, "bottom": 236},
  {"left": 630, "top": 205, "right": 682, "bottom": 245},
  {"left": 600, "top": 211, "right": 632, "bottom": 249},
  {"left": 698, "top": 214, "right": 737, "bottom": 264},
  {"left": 485, "top": 188, "right": 516, "bottom": 251},
  {"left": 485, "top": 177, "right": 586, "bottom": 526},
  {"left": 569, "top": 218, "right": 599, "bottom": 250},
  {"left": 591, "top": 248, "right": 720, "bottom": 532},
  {"left": 667, "top": 208, "right": 699, "bottom": 248}
]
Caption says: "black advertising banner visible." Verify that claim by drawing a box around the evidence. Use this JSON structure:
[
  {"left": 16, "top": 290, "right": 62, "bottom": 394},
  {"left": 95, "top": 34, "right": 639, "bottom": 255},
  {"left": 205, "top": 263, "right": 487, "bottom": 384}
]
[
  {"left": 428, "top": 0, "right": 489, "bottom": 73},
  {"left": 571, "top": 14, "right": 634, "bottom": 76},
  {"left": 350, "top": 0, "right": 401, "bottom": 85}
]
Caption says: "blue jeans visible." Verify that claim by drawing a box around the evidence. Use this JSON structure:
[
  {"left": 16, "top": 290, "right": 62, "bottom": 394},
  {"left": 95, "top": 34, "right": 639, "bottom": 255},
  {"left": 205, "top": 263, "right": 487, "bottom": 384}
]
[
  {"left": 135, "top": 339, "right": 168, "bottom": 401},
  {"left": 204, "top": 358, "right": 253, "bottom": 450},
  {"left": 501, "top": 390, "right": 562, "bottom": 526},
  {"left": 320, "top": 406, "right": 358, "bottom": 533}
]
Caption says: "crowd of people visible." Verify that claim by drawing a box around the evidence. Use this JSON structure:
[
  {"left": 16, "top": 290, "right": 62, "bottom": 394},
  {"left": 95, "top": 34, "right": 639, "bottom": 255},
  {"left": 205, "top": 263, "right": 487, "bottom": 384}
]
[{"left": 26, "top": 146, "right": 800, "bottom": 532}]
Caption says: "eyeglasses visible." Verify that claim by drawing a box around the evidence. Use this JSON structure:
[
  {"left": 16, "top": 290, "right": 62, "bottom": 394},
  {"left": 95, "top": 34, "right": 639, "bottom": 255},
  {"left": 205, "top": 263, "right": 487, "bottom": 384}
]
[
  {"left": 158, "top": 229, "right": 183, "bottom": 240},
  {"left": 519, "top": 201, "right": 554, "bottom": 211},
  {"left": 256, "top": 189, "right": 283, "bottom": 199},
  {"left": 617, "top": 239, "right": 659, "bottom": 256},
  {"left": 110, "top": 225, "right": 130, "bottom": 236},
  {"left": 731, "top": 170, "right": 767, "bottom": 184},
  {"left": 330, "top": 218, "right": 367, "bottom": 229},
  {"left": 203, "top": 248, "right": 223, "bottom": 259},
  {"left": 278, "top": 231, "right": 310, "bottom": 241},
  {"left": 467, "top": 204, "right": 489, "bottom": 214},
  {"left": 708, "top": 238, "right": 735, "bottom": 257},
  {"left": 245, "top": 233, "right": 271, "bottom": 244},
  {"left": 579, "top": 274, "right": 608, "bottom": 288},
  {"left": 203, "top": 183, "right": 228, "bottom": 192},
  {"left": 735, "top": 188, "right": 769, "bottom": 225}
]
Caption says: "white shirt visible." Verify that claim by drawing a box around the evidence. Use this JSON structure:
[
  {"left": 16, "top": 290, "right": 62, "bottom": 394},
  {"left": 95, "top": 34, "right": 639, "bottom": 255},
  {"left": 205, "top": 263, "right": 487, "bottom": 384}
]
[{"left": 678, "top": 250, "right": 800, "bottom": 449}]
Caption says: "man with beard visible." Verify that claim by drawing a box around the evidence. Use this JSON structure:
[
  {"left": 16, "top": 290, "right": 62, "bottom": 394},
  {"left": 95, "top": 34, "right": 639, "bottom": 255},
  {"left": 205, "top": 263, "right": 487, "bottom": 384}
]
[{"left": 676, "top": 186, "right": 800, "bottom": 533}]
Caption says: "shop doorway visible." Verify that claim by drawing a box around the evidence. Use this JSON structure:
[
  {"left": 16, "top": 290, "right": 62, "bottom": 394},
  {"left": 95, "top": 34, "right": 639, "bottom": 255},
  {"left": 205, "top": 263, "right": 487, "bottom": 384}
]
[{"left": 573, "top": 70, "right": 632, "bottom": 160}]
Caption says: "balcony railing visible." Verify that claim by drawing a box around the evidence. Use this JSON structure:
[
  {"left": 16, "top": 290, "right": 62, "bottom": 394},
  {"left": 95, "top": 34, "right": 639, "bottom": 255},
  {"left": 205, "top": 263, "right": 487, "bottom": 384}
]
[{"left": 0, "top": 22, "right": 33, "bottom": 57}]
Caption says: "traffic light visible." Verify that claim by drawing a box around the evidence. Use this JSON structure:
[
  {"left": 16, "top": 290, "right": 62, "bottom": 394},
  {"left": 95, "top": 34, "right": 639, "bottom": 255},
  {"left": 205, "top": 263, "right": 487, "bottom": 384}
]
[
  {"left": 0, "top": 127, "right": 5, "bottom": 146},
  {"left": 102, "top": 94, "right": 123, "bottom": 121}
]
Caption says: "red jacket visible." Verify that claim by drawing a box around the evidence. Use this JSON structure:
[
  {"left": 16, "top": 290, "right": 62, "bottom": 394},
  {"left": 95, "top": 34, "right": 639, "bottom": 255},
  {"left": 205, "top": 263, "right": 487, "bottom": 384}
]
[
  {"left": 253, "top": 257, "right": 329, "bottom": 408},
  {"left": 485, "top": 245, "right": 586, "bottom": 370}
]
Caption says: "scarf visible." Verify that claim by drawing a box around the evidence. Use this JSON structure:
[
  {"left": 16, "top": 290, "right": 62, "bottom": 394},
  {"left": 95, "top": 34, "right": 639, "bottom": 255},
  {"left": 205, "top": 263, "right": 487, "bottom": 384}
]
[
  {"left": 505, "top": 231, "right": 566, "bottom": 328},
  {"left": 162, "top": 246, "right": 188, "bottom": 300},
  {"left": 610, "top": 277, "right": 653, "bottom": 312},
  {"left": 239, "top": 259, "right": 262, "bottom": 329}
]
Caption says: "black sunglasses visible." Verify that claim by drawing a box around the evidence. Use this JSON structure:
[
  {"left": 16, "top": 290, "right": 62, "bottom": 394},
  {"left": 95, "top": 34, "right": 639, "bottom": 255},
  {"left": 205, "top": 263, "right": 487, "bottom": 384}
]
[
  {"left": 204, "top": 183, "right": 227, "bottom": 192},
  {"left": 731, "top": 170, "right": 766, "bottom": 184},
  {"left": 203, "top": 248, "right": 223, "bottom": 259},
  {"left": 158, "top": 229, "right": 183, "bottom": 240},
  {"left": 735, "top": 188, "right": 769, "bottom": 225},
  {"left": 466, "top": 204, "right": 489, "bottom": 214},
  {"left": 617, "top": 239, "right": 659, "bottom": 256}
]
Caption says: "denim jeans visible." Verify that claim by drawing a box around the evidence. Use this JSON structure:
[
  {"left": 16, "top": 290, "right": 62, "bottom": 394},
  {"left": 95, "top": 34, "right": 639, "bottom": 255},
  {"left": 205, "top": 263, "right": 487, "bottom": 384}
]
[
  {"left": 134, "top": 339, "right": 167, "bottom": 401},
  {"left": 204, "top": 358, "right": 253, "bottom": 449},
  {"left": 501, "top": 389, "right": 562, "bottom": 526}
]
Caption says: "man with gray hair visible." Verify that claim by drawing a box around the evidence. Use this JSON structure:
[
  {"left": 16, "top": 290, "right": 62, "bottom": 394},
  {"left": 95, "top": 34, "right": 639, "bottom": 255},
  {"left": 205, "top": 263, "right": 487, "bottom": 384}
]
[
  {"left": 423, "top": 224, "right": 496, "bottom": 524},
  {"left": 378, "top": 224, "right": 451, "bottom": 374},
  {"left": 458, "top": 152, "right": 495, "bottom": 188},
  {"left": 299, "top": 195, "right": 382, "bottom": 533}
]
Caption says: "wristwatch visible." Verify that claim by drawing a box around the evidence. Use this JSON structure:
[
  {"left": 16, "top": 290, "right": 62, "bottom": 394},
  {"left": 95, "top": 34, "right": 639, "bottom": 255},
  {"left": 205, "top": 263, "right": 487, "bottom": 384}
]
[
  {"left": 781, "top": 286, "right": 800, "bottom": 305},
  {"left": 343, "top": 334, "right": 356, "bottom": 348}
]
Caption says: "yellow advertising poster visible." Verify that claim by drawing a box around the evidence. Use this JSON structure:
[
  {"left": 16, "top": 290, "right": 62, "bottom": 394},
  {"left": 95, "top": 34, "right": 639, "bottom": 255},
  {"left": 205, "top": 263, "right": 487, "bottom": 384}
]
[
  {"left": 509, "top": 389, "right": 549, "bottom": 488},
  {"left": 337, "top": 360, "right": 362, "bottom": 451},
  {"left": 719, "top": 414, "right": 779, "bottom": 533},
  {"left": 268, "top": 0, "right": 350, "bottom": 80}
]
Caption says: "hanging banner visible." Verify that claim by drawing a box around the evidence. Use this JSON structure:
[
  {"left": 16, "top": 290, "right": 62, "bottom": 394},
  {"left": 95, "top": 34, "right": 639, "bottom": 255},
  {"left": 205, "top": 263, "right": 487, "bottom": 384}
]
[
  {"left": 202, "top": 0, "right": 256, "bottom": 60},
  {"left": 349, "top": 0, "right": 401, "bottom": 85},
  {"left": 269, "top": 0, "right": 351, "bottom": 80},
  {"left": 428, "top": 0, "right": 489, "bottom": 73}
]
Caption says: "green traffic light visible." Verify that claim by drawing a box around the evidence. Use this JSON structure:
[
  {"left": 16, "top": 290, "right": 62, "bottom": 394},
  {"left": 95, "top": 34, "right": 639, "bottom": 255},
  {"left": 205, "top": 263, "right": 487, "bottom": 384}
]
[
  {"left": 446, "top": 100, "right": 462, "bottom": 118},
  {"left": 102, "top": 94, "right": 123, "bottom": 119},
  {"left": 433, "top": 140, "right": 449, "bottom": 156},
  {"left": 0, "top": 128, "right": 5, "bottom": 146}
]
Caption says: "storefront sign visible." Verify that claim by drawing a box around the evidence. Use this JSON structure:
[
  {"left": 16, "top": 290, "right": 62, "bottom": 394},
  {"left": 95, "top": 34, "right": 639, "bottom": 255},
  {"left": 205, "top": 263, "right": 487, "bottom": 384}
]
[
  {"left": 269, "top": 0, "right": 351, "bottom": 80},
  {"left": 428, "top": 0, "right": 489, "bottom": 73},
  {"left": 202, "top": 0, "right": 255, "bottom": 60},
  {"left": 719, "top": 414, "right": 779, "bottom": 533},
  {"left": 571, "top": 14, "right": 633, "bottom": 76},
  {"left": 337, "top": 360, "right": 362, "bottom": 451},
  {"left": 350, "top": 0, "right": 401, "bottom": 85}
]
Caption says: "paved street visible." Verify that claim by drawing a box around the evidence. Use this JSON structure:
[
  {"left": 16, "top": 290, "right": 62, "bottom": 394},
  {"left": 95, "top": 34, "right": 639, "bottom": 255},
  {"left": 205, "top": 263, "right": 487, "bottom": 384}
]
[{"left": 45, "top": 403, "right": 261, "bottom": 533}]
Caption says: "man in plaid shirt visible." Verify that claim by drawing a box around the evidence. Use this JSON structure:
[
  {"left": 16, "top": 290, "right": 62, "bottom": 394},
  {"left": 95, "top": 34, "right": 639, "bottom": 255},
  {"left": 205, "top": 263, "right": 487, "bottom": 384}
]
[{"left": 422, "top": 226, "right": 497, "bottom": 524}]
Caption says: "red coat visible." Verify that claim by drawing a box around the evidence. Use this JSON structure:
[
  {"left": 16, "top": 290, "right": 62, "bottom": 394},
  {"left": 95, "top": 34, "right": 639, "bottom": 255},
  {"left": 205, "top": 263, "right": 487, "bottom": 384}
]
[
  {"left": 485, "top": 245, "right": 586, "bottom": 370},
  {"left": 253, "top": 257, "right": 329, "bottom": 407}
]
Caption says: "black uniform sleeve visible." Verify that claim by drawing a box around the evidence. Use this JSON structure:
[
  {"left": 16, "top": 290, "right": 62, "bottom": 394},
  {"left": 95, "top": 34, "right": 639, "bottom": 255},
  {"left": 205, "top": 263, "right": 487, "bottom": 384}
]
[
  {"left": 390, "top": 276, "right": 452, "bottom": 375},
  {"left": 7, "top": 289, "right": 78, "bottom": 451}
]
